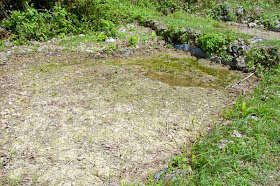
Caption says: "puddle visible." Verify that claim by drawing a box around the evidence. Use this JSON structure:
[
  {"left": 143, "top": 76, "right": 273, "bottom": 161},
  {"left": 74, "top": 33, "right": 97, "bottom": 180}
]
[{"left": 113, "top": 54, "right": 240, "bottom": 89}]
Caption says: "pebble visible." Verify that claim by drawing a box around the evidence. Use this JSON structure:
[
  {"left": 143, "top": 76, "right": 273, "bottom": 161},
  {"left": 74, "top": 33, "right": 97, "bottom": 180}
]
[
  {"left": 79, "top": 34, "right": 85, "bottom": 37},
  {"left": 248, "top": 22, "right": 257, "bottom": 28},
  {"left": 4, "top": 41, "right": 13, "bottom": 47},
  {"left": 231, "top": 130, "right": 243, "bottom": 138},
  {"left": 105, "top": 37, "right": 116, "bottom": 43}
]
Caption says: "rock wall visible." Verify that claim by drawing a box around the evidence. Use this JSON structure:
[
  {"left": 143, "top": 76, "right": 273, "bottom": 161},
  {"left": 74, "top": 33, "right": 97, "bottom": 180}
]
[{"left": 142, "top": 19, "right": 279, "bottom": 72}]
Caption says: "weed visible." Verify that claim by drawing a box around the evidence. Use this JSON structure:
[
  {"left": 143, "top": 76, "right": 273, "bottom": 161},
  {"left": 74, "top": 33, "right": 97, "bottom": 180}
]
[
  {"left": 148, "top": 64, "right": 280, "bottom": 185},
  {"left": 128, "top": 36, "right": 138, "bottom": 47}
]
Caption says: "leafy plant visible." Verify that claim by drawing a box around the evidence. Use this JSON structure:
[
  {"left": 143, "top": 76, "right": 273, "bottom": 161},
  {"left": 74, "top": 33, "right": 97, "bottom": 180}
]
[
  {"left": 96, "top": 32, "right": 107, "bottom": 41},
  {"left": 197, "top": 33, "right": 236, "bottom": 57},
  {"left": 128, "top": 36, "right": 138, "bottom": 47},
  {"left": 247, "top": 46, "right": 279, "bottom": 75}
]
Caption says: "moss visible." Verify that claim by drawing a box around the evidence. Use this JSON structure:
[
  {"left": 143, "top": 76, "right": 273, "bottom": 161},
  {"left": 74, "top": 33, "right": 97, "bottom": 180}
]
[{"left": 112, "top": 54, "right": 240, "bottom": 89}]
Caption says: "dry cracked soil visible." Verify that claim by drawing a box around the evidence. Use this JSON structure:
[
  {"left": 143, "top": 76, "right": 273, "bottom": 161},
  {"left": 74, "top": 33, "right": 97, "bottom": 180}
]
[{"left": 0, "top": 45, "right": 257, "bottom": 185}]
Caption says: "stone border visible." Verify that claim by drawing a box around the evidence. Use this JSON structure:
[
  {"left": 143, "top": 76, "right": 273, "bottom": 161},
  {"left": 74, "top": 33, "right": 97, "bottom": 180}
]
[{"left": 141, "top": 19, "right": 279, "bottom": 72}]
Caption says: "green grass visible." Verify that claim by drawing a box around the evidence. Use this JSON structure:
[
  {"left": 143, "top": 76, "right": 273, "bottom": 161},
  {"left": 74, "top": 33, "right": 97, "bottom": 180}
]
[
  {"left": 148, "top": 11, "right": 252, "bottom": 39},
  {"left": 260, "top": 39, "right": 280, "bottom": 49},
  {"left": 148, "top": 65, "right": 280, "bottom": 185}
]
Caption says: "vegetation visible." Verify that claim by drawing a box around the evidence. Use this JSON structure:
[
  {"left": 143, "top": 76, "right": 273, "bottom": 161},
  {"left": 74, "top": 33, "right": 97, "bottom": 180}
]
[
  {"left": 148, "top": 64, "right": 280, "bottom": 185},
  {"left": 0, "top": 1, "right": 279, "bottom": 185}
]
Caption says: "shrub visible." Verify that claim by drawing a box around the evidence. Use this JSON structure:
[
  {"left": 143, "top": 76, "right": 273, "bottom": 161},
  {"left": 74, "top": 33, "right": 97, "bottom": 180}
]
[
  {"left": 128, "top": 36, "right": 138, "bottom": 46},
  {"left": 197, "top": 33, "right": 236, "bottom": 57},
  {"left": 247, "top": 47, "right": 279, "bottom": 75},
  {"left": 1, "top": 5, "right": 77, "bottom": 42}
]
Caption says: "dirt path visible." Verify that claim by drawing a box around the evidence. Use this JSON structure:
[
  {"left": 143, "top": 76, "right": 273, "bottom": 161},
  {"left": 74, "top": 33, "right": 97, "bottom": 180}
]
[
  {"left": 0, "top": 47, "right": 256, "bottom": 185},
  {"left": 228, "top": 23, "right": 280, "bottom": 41}
]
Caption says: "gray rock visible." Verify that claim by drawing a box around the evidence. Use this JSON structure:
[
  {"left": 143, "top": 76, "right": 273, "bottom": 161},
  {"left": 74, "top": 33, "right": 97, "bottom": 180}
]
[
  {"left": 0, "top": 27, "right": 5, "bottom": 32},
  {"left": 105, "top": 37, "right": 116, "bottom": 43},
  {"left": 154, "top": 167, "right": 168, "bottom": 181},
  {"left": 174, "top": 44, "right": 191, "bottom": 52},
  {"left": 231, "top": 130, "right": 243, "bottom": 138},
  {"left": 237, "top": 6, "right": 244, "bottom": 15},
  {"left": 248, "top": 22, "right": 257, "bottom": 28},
  {"left": 121, "top": 48, "right": 133, "bottom": 55},
  {"left": 85, "top": 49, "right": 93, "bottom": 53},
  {"left": 210, "top": 56, "right": 222, "bottom": 64},
  {"left": 127, "top": 24, "right": 135, "bottom": 29},
  {"left": 268, "top": 20, "right": 280, "bottom": 32},
  {"left": 235, "top": 56, "right": 246, "bottom": 70},
  {"left": 190, "top": 46, "right": 210, "bottom": 59},
  {"left": 251, "top": 37, "right": 263, "bottom": 44},
  {"left": 155, "top": 25, "right": 168, "bottom": 32},
  {"left": 78, "top": 34, "right": 85, "bottom": 37},
  {"left": 37, "top": 46, "right": 47, "bottom": 52},
  {"left": 4, "top": 41, "right": 13, "bottom": 47},
  {"left": 118, "top": 27, "right": 126, "bottom": 33},
  {"left": 0, "top": 52, "right": 10, "bottom": 62}
]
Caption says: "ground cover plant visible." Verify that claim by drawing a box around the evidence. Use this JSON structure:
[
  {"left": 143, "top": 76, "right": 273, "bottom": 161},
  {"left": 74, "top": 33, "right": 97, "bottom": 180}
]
[
  {"left": 0, "top": 0, "right": 280, "bottom": 185},
  {"left": 148, "top": 64, "right": 280, "bottom": 185}
]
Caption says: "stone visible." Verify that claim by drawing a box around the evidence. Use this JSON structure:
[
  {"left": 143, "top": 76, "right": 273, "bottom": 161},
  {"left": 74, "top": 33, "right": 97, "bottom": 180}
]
[
  {"left": 154, "top": 167, "right": 168, "bottom": 181},
  {"left": 190, "top": 46, "right": 210, "bottom": 59},
  {"left": 155, "top": 25, "right": 168, "bottom": 32},
  {"left": 174, "top": 43, "right": 191, "bottom": 52},
  {"left": 85, "top": 50, "right": 93, "bottom": 53},
  {"left": 251, "top": 37, "right": 263, "bottom": 44},
  {"left": 118, "top": 27, "right": 126, "bottom": 33},
  {"left": 37, "top": 46, "right": 47, "bottom": 52},
  {"left": 268, "top": 20, "right": 280, "bottom": 32},
  {"left": 0, "top": 26, "right": 5, "bottom": 32},
  {"left": 121, "top": 48, "right": 133, "bottom": 55},
  {"left": 248, "top": 22, "right": 257, "bottom": 28},
  {"left": 210, "top": 56, "right": 222, "bottom": 64},
  {"left": 237, "top": 6, "right": 244, "bottom": 15},
  {"left": 4, "top": 41, "right": 13, "bottom": 47},
  {"left": 127, "top": 24, "right": 135, "bottom": 29},
  {"left": 78, "top": 34, "right": 85, "bottom": 37},
  {"left": 231, "top": 130, "right": 243, "bottom": 138},
  {"left": 235, "top": 56, "right": 246, "bottom": 70},
  {"left": 105, "top": 37, "right": 116, "bottom": 43}
]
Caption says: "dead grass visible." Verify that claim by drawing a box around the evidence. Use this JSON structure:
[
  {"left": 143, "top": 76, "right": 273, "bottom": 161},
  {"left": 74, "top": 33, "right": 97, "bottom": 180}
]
[{"left": 0, "top": 49, "right": 243, "bottom": 185}]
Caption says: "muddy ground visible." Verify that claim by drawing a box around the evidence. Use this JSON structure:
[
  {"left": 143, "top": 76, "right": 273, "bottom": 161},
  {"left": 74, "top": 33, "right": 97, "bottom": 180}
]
[{"left": 0, "top": 24, "right": 260, "bottom": 185}]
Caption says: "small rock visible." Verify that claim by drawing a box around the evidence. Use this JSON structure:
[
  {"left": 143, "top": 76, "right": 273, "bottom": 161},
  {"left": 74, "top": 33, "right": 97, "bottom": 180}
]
[
  {"left": 251, "top": 36, "right": 263, "bottom": 44},
  {"left": 231, "top": 130, "right": 243, "bottom": 138},
  {"left": 85, "top": 49, "right": 93, "bottom": 53},
  {"left": 4, "top": 41, "right": 13, "bottom": 47},
  {"left": 118, "top": 27, "right": 126, "bottom": 33},
  {"left": 251, "top": 115, "right": 258, "bottom": 120},
  {"left": 78, "top": 34, "right": 85, "bottom": 37},
  {"left": 156, "top": 25, "right": 168, "bottom": 32},
  {"left": 237, "top": 6, "right": 244, "bottom": 15},
  {"left": 127, "top": 24, "right": 135, "bottom": 29},
  {"left": 105, "top": 37, "right": 116, "bottom": 43},
  {"left": 37, "top": 46, "right": 46, "bottom": 52},
  {"left": 248, "top": 22, "right": 257, "bottom": 28},
  {"left": 218, "top": 143, "right": 227, "bottom": 149},
  {"left": 154, "top": 167, "right": 168, "bottom": 181},
  {"left": 121, "top": 48, "right": 133, "bottom": 55},
  {"left": 235, "top": 56, "right": 246, "bottom": 70},
  {"left": 26, "top": 48, "right": 33, "bottom": 53},
  {"left": 0, "top": 27, "right": 5, "bottom": 32},
  {"left": 174, "top": 43, "right": 191, "bottom": 52},
  {"left": 210, "top": 56, "right": 222, "bottom": 64},
  {"left": 190, "top": 46, "right": 210, "bottom": 59}
]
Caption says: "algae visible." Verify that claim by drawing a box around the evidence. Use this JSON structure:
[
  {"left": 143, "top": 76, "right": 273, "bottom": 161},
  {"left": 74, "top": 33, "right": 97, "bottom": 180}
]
[{"left": 112, "top": 54, "right": 240, "bottom": 89}]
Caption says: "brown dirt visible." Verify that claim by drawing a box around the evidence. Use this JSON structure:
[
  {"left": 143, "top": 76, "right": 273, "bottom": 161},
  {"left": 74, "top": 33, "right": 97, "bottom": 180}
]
[
  {"left": 0, "top": 24, "right": 259, "bottom": 185},
  {"left": 228, "top": 23, "right": 280, "bottom": 41}
]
